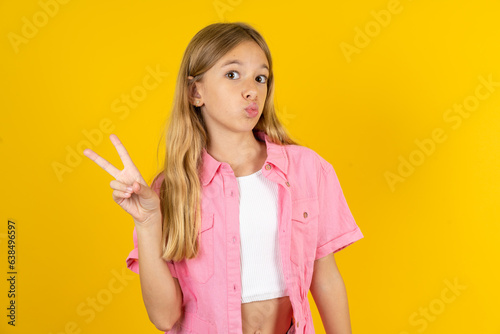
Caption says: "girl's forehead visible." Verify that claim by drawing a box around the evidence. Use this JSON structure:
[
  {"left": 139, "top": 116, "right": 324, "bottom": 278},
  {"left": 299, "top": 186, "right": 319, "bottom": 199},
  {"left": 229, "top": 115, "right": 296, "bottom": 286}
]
[{"left": 215, "top": 43, "right": 269, "bottom": 70}]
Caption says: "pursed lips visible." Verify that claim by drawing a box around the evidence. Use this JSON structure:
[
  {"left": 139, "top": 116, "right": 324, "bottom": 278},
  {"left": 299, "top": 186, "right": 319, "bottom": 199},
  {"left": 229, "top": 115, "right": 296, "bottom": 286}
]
[{"left": 245, "top": 102, "right": 258, "bottom": 111}]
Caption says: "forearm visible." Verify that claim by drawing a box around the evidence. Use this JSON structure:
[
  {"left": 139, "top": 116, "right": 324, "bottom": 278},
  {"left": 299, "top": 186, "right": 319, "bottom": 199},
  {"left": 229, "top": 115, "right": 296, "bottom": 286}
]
[
  {"left": 136, "top": 218, "right": 182, "bottom": 331},
  {"left": 312, "top": 275, "right": 352, "bottom": 334}
]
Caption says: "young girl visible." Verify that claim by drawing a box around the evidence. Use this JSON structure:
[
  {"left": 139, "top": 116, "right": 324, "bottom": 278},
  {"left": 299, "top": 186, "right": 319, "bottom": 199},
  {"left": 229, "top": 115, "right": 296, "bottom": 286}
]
[{"left": 84, "top": 22, "right": 363, "bottom": 334}]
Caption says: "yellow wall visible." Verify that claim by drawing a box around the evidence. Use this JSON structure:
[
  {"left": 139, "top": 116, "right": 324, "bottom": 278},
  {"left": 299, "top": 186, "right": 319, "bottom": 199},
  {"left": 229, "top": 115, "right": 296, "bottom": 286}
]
[{"left": 1, "top": 0, "right": 499, "bottom": 333}]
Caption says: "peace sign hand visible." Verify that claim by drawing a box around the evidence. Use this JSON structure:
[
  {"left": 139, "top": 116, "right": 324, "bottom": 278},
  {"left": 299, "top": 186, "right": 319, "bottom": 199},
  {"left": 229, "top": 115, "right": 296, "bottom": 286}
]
[{"left": 83, "top": 134, "right": 161, "bottom": 227}]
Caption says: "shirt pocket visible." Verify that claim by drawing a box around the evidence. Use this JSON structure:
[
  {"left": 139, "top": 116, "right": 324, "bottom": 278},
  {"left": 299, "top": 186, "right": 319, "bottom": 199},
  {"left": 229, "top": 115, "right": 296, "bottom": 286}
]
[
  {"left": 186, "top": 212, "right": 215, "bottom": 284},
  {"left": 290, "top": 197, "right": 319, "bottom": 298}
]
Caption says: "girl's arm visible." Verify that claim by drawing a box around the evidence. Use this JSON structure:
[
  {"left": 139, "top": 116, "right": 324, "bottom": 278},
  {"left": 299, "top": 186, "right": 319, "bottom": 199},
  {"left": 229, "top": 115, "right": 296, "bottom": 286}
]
[
  {"left": 136, "top": 215, "right": 183, "bottom": 331},
  {"left": 310, "top": 253, "right": 352, "bottom": 334}
]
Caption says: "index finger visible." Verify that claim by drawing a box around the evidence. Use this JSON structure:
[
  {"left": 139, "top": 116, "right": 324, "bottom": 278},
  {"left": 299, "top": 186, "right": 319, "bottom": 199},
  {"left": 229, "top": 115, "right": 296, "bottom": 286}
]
[{"left": 83, "top": 148, "right": 121, "bottom": 179}]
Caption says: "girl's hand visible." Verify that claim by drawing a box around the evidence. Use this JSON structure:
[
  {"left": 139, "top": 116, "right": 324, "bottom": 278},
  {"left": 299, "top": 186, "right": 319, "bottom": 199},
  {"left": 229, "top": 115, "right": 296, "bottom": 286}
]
[{"left": 83, "top": 134, "right": 161, "bottom": 227}]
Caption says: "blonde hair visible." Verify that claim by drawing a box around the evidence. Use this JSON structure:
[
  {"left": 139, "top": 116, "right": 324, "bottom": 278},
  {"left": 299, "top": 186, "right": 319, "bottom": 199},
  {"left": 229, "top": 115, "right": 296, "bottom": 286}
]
[{"left": 153, "top": 22, "right": 300, "bottom": 262}]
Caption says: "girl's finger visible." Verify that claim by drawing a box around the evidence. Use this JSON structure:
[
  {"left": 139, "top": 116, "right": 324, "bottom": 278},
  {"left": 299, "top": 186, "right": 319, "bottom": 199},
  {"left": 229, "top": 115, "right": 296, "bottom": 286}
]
[
  {"left": 110, "top": 180, "right": 134, "bottom": 193},
  {"left": 109, "top": 134, "right": 137, "bottom": 170},
  {"left": 83, "top": 148, "right": 121, "bottom": 179},
  {"left": 113, "top": 189, "right": 133, "bottom": 199}
]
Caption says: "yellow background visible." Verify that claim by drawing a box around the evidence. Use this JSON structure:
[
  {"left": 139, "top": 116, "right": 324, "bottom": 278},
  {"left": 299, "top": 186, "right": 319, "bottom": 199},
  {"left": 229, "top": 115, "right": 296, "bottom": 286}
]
[{"left": 1, "top": 0, "right": 499, "bottom": 333}]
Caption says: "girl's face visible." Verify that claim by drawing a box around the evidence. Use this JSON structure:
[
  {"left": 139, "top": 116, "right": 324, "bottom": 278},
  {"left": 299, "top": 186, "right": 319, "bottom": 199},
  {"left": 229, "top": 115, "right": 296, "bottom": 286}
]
[{"left": 190, "top": 40, "right": 269, "bottom": 135}]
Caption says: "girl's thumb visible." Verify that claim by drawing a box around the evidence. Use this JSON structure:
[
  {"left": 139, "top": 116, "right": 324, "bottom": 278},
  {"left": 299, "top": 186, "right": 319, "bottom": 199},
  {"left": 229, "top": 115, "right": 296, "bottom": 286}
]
[{"left": 133, "top": 181, "right": 150, "bottom": 197}]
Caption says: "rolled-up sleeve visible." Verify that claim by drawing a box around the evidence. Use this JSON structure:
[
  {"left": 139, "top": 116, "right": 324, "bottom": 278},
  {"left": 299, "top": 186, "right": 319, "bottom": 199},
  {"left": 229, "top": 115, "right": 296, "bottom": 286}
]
[
  {"left": 315, "top": 159, "right": 364, "bottom": 260},
  {"left": 125, "top": 174, "right": 178, "bottom": 278}
]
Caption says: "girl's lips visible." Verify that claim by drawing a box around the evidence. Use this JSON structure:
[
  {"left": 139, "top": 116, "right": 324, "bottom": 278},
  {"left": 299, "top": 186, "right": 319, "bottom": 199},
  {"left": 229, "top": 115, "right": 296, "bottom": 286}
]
[
  {"left": 245, "top": 108, "right": 258, "bottom": 117},
  {"left": 244, "top": 102, "right": 259, "bottom": 117},
  {"left": 245, "top": 102, "right": 258, "bottom": 110}
]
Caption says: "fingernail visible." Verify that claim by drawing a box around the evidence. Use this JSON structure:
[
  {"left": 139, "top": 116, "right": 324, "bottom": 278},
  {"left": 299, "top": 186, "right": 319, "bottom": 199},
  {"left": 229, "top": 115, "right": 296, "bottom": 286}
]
[{"left": 126, "top": 186, "right": 133, "bottom": 192}]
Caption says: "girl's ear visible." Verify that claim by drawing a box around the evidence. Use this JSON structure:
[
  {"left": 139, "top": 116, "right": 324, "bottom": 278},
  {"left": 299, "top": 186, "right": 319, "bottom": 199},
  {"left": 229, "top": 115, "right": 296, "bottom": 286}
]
[{"left": 187, "top": 75, "right": 202, "bottom": 105}]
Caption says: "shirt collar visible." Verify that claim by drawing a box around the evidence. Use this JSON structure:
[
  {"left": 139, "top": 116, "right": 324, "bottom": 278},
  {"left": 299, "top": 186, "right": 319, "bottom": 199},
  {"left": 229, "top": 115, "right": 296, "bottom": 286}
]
[{"left": 200, "top": 130, "right": 288, "bottom": 186}]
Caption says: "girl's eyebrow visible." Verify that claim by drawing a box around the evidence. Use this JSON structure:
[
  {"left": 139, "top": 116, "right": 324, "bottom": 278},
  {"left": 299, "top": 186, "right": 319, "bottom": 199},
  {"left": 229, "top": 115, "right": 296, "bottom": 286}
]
[{"left": 220, "top": 59, "right": 269, "bottom": 71}]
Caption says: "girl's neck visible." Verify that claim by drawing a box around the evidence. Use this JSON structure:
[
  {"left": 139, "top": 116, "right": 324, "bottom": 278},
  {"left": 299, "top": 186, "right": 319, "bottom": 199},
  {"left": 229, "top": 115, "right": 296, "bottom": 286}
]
[{"left": 207, "top": 132, "right": 267, "bottom": 177}]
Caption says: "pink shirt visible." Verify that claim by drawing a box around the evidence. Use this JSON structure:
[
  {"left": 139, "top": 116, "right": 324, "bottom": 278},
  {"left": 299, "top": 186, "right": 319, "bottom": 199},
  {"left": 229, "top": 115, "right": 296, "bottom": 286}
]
[{"left": 126, "top": 130, "right": 364, "bottom": 333}]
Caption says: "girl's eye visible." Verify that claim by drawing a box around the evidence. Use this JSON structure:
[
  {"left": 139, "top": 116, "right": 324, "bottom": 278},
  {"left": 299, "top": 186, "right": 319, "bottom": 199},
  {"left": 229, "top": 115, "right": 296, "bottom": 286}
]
[
  {"left": 226, "top": 71, "right": 240, "bottom": 80},
  {"left": 225, "top": 71, "right": 268, "bottom": 84},
  {"left": 256, "top": 75, "right": 268, "bottom": 84}
]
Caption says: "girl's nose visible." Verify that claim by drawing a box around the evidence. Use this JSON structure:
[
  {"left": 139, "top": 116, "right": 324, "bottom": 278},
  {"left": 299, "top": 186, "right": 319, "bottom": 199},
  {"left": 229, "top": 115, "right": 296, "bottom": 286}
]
[
  {"left": 244, "top": 85, "right": 257, "bottom": 100},
  {"left": 243, "top": 78, "right": 258, "bottom": 99}
]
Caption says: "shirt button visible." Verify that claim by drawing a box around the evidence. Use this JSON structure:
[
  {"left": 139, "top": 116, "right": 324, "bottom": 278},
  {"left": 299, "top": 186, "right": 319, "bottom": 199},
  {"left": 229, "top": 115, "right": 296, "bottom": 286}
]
[
  {"left": 285, "top": 181, "right": 290, "bottom": 187},
  {"left": 233, "top": 284, "right": 236, "bottom": 291},
  {"left": 230, "top": 190, "right": 233, "bottom": 197},
  {"left": 265, "top": 164, "right": 272, "bottom": 170},
  {"left": 303, "top": 212, "right": 308, "bottom": 218},
  {"left": 233, "top": 236, "right": 236, "bottom": 243},
  {"left": 297, "top": 321, "right": 299, "bottom": 327}
]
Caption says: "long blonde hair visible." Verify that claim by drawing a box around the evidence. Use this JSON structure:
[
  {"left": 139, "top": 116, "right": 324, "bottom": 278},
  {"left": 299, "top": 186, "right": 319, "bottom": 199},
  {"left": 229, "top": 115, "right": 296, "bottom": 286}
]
[{"left": 153, "top": 22, "right": 300, "bottom": 262}]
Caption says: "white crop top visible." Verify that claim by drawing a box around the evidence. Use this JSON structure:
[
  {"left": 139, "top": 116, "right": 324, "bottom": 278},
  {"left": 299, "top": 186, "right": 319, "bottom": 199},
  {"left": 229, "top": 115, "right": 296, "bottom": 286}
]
[{"left": 236, "top": 168, "right": 288, "bottom": 303}]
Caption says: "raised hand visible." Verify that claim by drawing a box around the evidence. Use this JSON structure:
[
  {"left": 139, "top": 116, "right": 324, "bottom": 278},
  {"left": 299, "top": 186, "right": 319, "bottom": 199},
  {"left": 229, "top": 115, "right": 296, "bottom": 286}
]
[{"left": 83, "top": 134, "right": 161, "bottom": 227}]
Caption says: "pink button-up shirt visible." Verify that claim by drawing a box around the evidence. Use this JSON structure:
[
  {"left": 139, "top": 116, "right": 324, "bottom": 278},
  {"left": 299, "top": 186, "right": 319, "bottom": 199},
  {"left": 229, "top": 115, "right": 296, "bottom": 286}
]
[{"left": 126, "top": 130, "right": 364, "bottom": 333}]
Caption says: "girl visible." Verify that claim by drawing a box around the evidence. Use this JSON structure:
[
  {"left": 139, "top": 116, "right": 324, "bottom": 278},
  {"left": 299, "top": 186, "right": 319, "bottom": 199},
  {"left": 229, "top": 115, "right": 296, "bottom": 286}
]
[{"left": 84, "top": 22, "right": 363, "bottom": 334}]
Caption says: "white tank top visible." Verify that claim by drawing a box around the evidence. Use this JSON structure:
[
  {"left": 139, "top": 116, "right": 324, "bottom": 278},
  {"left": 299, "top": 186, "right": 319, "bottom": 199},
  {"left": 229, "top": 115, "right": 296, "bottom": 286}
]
[{"left": 236, "top": 168, "right": 288, "bottom": 303}]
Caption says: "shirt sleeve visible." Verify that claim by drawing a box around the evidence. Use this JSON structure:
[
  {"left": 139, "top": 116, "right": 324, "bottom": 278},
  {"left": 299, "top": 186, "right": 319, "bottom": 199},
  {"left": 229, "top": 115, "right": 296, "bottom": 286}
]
[
  {"left": 315, "top": 158, "right": 364, "bottom": 260},
  {"left": 125, "top": 174, "right": 178, "bottom": 278}
]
